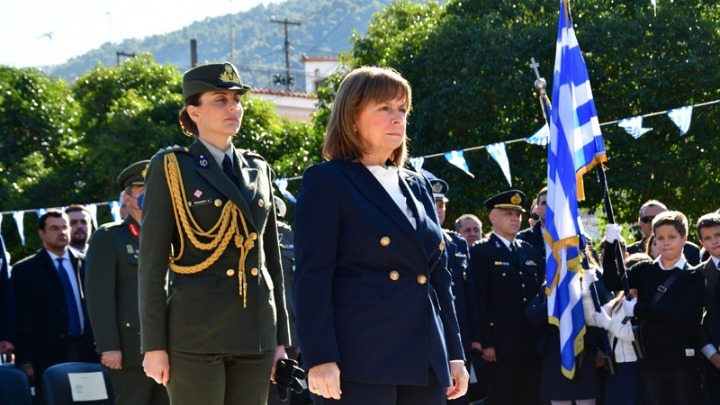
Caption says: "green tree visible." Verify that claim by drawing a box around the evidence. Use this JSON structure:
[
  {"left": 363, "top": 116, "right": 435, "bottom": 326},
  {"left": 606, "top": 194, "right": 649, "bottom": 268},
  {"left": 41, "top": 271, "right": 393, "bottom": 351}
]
[{"left": 350, "top": 0, "right": 720, "bottom": 238}]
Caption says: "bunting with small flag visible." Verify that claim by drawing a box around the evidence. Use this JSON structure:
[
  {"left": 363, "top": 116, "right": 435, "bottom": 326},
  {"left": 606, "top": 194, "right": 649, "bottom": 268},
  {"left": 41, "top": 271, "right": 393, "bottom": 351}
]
[
  {"left": 409, "top": 157, "right": 425, "bottom": 172},
  {"left": 444, "top": 150, "right": 475, "bottom": 178},
  {"left": 486, "top": 142, "right": 512, "bottom": 186},
  {"left": 13, "top": 211, "right": 25, "bottom": 246},
  {"left": 618, "top": 116, "right": 653, "bottom": 139},
  {"left": 274, "top": 178, "right": 297, "bottom": 203},
  {"left": 525, "top": 124, "right": 550, "bottom": 146},
  {"left": 667, "top": 106, "right": 693, "bottom": 136},
  {"left": 109, "top": 201, "right": 122, "bottom": 223}
]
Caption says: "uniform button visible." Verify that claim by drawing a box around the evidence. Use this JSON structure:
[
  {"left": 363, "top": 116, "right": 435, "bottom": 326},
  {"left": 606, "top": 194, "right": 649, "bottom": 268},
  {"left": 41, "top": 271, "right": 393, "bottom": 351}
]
[
  {"left": 125, "top": 322, "right": 131, "bottom": 328},
  {"left": 502, "top": 272, "right": 506, "bottom": 277},
  {"left": 439, "top": 242, "right": 446, "bottom": 251},
  {"left": 226, "top": 269, "right": 236, "bottom": 277},
  {"left": 523, "top": 298, "right": 528, "bottom": 302},
  {"left": 389, "top": 270, "right": 400, "bottom": 281},
  {"left": 250, "top": 232, "right": 258, "bottom": 240},
  {"left": 522, "top": 284, "right": 526, "bottom": 288},
  {"left": 258, "top": 199, "right": 265, "bottom": 208},
  {"left": 451, "top": 281, "right": 455, "bottom": 286},
  {"left": 490, "top": 322, "right": 494, "bottom": 327},
  {"left": 519, "top": 271, "right": 524, "bottom": 276},
  {"left": 380, "top": 236, "right": 391, "bottom": 247},
  {"left": 214, "top": 199, "right": 223, "bottom": 207},
  {"left": 250, "top": 267, "right": 259, "bottom": 276},
  {"left": 417, "top": 274, "right": 428, "bottom": 285}
]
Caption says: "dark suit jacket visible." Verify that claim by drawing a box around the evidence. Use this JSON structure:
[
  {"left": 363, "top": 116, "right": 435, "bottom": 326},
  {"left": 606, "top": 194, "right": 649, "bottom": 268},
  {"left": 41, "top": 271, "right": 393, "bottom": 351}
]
[
  {"left": 444, "top": 230, "right": 481, "bottom": 356},
  {"left": 11, "top": 248, "right": 96, "bottom": 376},
  {"left": 517, "top": 221, "right": 546, "bottom": 262},
  {"left": 139, "top": 141, "right": 290, "bottom": 354},
  {"left": 469, "top": 233, "right": 544, "bottom": 361},
  {"left": 293, "top": 160, "right": 463, "bottom": 388},
  {"left": 85, "top": 216, "right": 144, "bottom": 368}
]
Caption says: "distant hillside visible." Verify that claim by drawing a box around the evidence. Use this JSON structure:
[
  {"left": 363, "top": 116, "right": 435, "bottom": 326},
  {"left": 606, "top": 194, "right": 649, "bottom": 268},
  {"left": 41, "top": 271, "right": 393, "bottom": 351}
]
[{"left": 51, "top": 0, "right": 421, "bottom": 91}]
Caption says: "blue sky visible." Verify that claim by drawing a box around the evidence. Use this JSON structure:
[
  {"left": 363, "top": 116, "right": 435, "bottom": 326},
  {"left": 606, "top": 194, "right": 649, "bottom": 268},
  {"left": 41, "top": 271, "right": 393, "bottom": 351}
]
[{"left": 0, "top": 0, "right": 277, "bottom": 67}]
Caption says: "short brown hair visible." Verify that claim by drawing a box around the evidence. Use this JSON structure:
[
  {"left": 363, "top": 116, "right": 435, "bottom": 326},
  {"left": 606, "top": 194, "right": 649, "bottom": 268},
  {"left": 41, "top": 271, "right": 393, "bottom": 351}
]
[
  {"left": 322, "top": 66, "right": 412, "bottom": 167},
  {"left": 652, "top": 210, "right": 688, "bottom": 238},
  {"left": 179, "top": 93, "right": 202, "bottom": 137},
  {"left": 697, "top": 213, "right": 720, "bottom": 238}
]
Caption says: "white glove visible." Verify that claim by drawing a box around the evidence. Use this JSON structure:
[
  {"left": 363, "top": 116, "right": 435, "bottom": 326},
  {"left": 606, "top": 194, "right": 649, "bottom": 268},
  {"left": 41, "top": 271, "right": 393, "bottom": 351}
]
[
  {"left": 622, "top": 297, "right": 637, "bottom": 318},
  {"left": 593, "top": 309, "right": 611, "bottom": 330},
  {"left": 581, "top": 269, "right": 596, "bottom": 291},
  {"left": 605, "top": 224, "right": 622, "bottom": 243}
]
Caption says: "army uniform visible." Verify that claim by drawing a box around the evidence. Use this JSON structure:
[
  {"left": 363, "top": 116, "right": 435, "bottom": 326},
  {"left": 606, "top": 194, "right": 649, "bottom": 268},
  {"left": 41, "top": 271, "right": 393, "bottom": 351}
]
[
  {"left": 138, "top": 63, "right": 290, "bottom": 405},
  {"left": 85, "top": 160, "right": 169, "bottom": 405},
  {"left": 469, "top": 190, "right": 544, "bottom": 405}
]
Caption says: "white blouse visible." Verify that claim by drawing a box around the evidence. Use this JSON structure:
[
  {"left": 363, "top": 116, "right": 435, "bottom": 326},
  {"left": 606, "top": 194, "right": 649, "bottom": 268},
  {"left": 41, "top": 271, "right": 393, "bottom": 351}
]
[{"left": 366, "top": 165, "right": 417, "bottom": 229}]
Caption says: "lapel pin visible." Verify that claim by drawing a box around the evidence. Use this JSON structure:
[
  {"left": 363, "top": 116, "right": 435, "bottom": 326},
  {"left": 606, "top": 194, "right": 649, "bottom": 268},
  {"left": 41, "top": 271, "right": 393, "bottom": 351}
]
[{"left": 194, "top": 189, "right": 203, "bottom": 198}]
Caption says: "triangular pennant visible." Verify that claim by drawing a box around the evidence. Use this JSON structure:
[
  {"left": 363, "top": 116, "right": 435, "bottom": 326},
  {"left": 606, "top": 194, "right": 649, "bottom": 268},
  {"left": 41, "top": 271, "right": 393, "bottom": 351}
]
[
  {"left": 274, "top": 178, "right": 297, "bottom": 203},
  {"left": 86, "top": 204, "right": 99, "bottom": 230},
  {"left": 525, "top": 124, "right": 550, "bottom": 146},
  {"left": 444, "top": 150, "right": 474, "bottom": 178},
  {"left": 486, "top": 142, "right": 512, "bottom": 187},
  {"left": 409, "top": 157, "right": 425, "bottom": 172},
  {"left": 109, "top": 201, "right": 122, "bottom": 223},
  {"left": 13, "top": 211, "right": 26, "bottom": 246},
  {"left": 667, "top": 106, "right": 693, "bottom": 136},
  {"left": 618, "top": 116, "right": 653, "bottom": 139},
  {"left": 36, "top": 208, "right": 47, "bottom": 218}
]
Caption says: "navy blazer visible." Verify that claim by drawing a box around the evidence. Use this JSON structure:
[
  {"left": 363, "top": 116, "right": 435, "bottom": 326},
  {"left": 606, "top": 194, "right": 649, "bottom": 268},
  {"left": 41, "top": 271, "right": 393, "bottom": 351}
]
[{"left": 294, "top": 160, "right": 464, "bottom": 387}]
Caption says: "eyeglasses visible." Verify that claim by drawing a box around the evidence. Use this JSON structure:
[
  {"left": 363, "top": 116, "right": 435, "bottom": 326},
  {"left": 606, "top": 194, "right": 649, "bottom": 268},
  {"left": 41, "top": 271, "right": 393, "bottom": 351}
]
[{"left": 640, "top": 215, "right": 655, "bottom": 224}]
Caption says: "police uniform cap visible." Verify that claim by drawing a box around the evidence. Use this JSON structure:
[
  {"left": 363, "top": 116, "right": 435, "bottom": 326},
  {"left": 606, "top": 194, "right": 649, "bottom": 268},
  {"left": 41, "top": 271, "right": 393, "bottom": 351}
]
[
  {"left": 484, "top": 190, "right": 527, "bottom": 212},
  {"left": 182, "top": 62, "right": 252, "bottom": 102},
  {"left": 429, "top": 179, "right": 449, "bottom": 202},
  {"left": 117, "top": 160, "right": 150, "bottom": 190}
]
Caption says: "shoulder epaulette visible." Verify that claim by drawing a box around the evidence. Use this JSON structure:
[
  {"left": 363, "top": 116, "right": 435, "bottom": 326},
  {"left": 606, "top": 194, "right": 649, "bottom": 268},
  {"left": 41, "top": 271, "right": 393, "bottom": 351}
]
[
  {"left": 99, "top": 220, "right": 125, "bottom": 230},
  {"left": 155, "top": 144, "right": 191, "bottom": 157}
]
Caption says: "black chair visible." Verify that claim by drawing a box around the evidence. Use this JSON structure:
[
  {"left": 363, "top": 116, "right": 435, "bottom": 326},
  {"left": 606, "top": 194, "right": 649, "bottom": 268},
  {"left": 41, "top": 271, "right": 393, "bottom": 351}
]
[
  {"left": 0, "top": 363, "right": 33, "bottom": 405},
  {"left": 41, "top": 362, "right": 114, "bottom": 405}
]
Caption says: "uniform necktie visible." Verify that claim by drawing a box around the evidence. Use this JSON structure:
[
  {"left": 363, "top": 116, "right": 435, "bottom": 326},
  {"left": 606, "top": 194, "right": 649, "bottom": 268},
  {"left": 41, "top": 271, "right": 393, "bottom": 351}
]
[
  {"left": 222, "top": 154, "right": 239, "bottom": 186},
  {"left": 56, "top": 258, "right": 82, "bottom": 336}
]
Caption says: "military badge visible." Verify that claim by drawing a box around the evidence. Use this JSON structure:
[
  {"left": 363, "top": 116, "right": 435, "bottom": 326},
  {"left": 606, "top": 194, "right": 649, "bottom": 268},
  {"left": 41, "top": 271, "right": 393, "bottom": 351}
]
[
  {"left": 511, "top": 193, "right": 522, "bottom": 205},
  {"left": 194, "top": 189, "right": 203, "bottom": 198},
  {"left": 219, "top": 63, "right": 241, "bottom": 83},
  {"left": 198, "top": 154, "right": 209, "bottom": 168}
]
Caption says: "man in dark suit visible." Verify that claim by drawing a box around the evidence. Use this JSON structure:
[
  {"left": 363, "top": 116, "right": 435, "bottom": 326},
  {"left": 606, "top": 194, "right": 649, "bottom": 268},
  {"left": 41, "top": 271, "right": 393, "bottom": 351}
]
[
  {"left": 470, "top": 190, "right": 544, "bottom": 405},
  {"left": 627, "top": 199, "right": 701, "bottom": 264},
  {"left": 429, "top": 176, "right": 482, "bottom": 405},
  {"left": 11, "top": 210, "right": 97, "bottom": 387},
  {"left": 694, "top": 213, "right": 720, "bottom": 404},
  {"left": 517, "top": 186, "right": 547, "bottom": 261},
  {"left": 85, "top": 161, "right": 169, "bottom": 405}
]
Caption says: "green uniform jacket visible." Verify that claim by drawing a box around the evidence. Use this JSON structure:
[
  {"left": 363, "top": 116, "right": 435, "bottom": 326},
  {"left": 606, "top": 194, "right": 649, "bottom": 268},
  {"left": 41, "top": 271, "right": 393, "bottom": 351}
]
[
  {"left": 138, "top": 140, "right": 291, "bottom": 354},
  {"left": 85, "top": 216, "right": 144, "bottom": 368}
]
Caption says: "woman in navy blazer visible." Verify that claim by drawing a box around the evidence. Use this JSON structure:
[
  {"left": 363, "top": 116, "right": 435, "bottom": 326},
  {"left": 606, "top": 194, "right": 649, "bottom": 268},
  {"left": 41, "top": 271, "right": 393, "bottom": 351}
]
[{"left": 294, "top": 66, "right": 469, "bottom": 404}]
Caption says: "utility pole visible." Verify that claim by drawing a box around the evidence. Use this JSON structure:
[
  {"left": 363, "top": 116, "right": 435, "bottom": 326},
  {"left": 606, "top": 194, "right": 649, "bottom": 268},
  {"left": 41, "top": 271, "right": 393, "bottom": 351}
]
[
  {"left": 116, "top": 51, "right": 135, "bottom": 66},
  {"left": 270, "top": 17, "right": 301, "bottom": 91}
]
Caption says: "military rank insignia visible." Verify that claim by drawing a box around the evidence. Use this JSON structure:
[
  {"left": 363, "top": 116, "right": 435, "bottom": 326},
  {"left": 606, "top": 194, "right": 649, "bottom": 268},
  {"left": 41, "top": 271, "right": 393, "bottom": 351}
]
[
  {"left": 219, "top": 63, "right": 241, "bottom": 83},
  {"left": 511, "top": 193, "right": 522, "bottom": 205},
  {"left": 525, "top": 260, "right": 537, "bottom": 266},
  {"left": 198, "top": 154, "right": 209, "bottom": 168}
]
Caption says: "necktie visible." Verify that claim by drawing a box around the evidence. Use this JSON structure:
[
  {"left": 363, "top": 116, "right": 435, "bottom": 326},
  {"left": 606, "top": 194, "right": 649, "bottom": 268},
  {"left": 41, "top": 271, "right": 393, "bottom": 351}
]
[
  {"left": 56, "top": 258, "right": 82, "bottom": 336},
  {"left": 222, "top": 154, "right": 239, "bottom": 186}
]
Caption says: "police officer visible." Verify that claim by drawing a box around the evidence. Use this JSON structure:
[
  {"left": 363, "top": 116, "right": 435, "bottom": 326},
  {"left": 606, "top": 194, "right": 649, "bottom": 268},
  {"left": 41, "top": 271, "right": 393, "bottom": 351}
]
[
  {"left": 469, "top": 190, "right": 544, "bottom": 405},
  {"left": 138, "top": 62, "right": 290, "bottom": 405},
  {"left": 429, "top": 176, "right": 482, "bottom": 405},
  {"left": 85, "top": 160, "right": 169, "bottom": 405}
]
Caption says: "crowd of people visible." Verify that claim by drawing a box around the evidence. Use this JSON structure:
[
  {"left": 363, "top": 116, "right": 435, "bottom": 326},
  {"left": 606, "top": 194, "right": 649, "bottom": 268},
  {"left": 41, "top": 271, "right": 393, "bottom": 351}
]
[{"left": 0, "top": 63, "right": 719, "bottom": 405}]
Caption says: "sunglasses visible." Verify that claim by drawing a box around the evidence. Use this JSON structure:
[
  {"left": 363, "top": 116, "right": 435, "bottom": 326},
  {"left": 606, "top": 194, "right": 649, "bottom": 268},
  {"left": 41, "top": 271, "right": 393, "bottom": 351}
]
[{"left": 640, "top": 215, "right": 655, "bottom": 224}]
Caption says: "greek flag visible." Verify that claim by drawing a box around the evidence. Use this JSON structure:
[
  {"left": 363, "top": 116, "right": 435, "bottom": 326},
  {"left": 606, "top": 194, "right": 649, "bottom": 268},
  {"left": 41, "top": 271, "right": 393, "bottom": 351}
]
[
  {"left": 545, "top": 0, "right": 607, "bottom": 380},
  {"left": 667, "top": 106, "right": 693, "bottom": 136},
  {"left": 525, "top": 124, "right": 550, "bottom": 146}
]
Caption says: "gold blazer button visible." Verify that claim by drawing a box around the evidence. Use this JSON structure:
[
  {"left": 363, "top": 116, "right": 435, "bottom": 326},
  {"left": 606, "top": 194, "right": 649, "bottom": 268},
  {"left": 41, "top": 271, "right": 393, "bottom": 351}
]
[
  {"left": 439, "top": 242, "right": 446, "bottom": 251},
  {"left": 380, "top": 236, "right": 391, "bottom": 247},
  {"left": 250, "top": 267, "right": 259, "bottom": 276},
  {"left": 389, "top": 270, "right": 400, "bottom": 281},
  {"left": 214, "top": 199, "right": 223, "bottom": 207},
  {"left": 416, "top": 274, "right": 428, "bottom": 285},
  {"left": 250, "top": 232, "right": 258, "bottom": 240},
  {"left": 258, "top": 199, "right": 265, "bottom": 208},
  {"left": 226, "top": 269, "right": 236, "bottom": 277}
]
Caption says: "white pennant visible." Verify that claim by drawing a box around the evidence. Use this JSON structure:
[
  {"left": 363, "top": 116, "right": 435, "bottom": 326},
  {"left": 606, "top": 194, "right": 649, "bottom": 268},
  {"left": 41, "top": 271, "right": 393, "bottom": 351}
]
[
  {"left": 618, "top": 116, "right": 653, "bottom": 139},
  {"left": 13, "top": 211, "right": 26, "bottom": 246},
  {"left": 486, "top": 142, "right": 512, "bottom": 187},
  {"left": 409, "top": 157, "right": 425, "bottom": 172},
  {"left": 274, "top": 178, "right": 297, "bottom": 203},
  {"left": 667, "top": 106, "right": 693, "bottom": 136},
  {"left": 525, "top": 124, "right": 550, "bottom": 146},
  {"left": 86, "top": 204, "right": 99, "bottom": 230},
  {"left": 109, "top": 201, "right": 122, "bottom": 223},
  {"left": 444, "top": 150, "right": 475, "bottom": 178}
]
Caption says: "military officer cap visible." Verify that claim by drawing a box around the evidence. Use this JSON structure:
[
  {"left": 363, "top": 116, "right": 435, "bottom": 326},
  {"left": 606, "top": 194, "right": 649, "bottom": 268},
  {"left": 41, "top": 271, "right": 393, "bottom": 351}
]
[
  {"left": 484, "top": 190, "right": 527, "bottom": 212},
  {"left": 429, "top": 179, "right": 449, "bottom": 202},
  {"left": 117, "top": 160, "right": 150, "bottom": 190},
  {"left": 182, "top": 62, "right": 252, "bottom": 102}
]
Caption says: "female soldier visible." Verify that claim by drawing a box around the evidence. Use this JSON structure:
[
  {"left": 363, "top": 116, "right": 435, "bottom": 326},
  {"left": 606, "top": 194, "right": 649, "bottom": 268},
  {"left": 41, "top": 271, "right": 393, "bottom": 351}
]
[
  {"left": 293, "top": 66, "right": 469, "bottom": 404},
  {"left": 139, "top": 62, "right": 290, "bottom": 405}
]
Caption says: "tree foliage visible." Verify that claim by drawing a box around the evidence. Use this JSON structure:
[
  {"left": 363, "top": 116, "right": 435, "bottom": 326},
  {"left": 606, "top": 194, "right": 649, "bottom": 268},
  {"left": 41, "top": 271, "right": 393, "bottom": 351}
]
[{"left": 348, "top": 0, "right": 720, "bottom": 238}]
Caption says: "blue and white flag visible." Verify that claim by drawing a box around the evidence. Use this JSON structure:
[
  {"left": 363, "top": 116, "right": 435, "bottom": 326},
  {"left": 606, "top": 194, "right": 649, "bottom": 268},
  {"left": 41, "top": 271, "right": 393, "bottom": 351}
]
[
  {"left": 545, "top": 0, "right": 607, "bottom": 380},
  {"left": 525, "top": 124, "right": 550, "bottom": 146},
  {"left": 486, "top": 142, "right": 512, "bottom": 187},
  {"left": 36, "top": 208, "right": 47, "bottom": 218},
  {"left": 409, "top": 157, "right": 425, "bottom": 172},
  {"left": 667, "top": 105, "right": 693, "bottom": 136},
  {"left": 86, "top": 204, "right": 99, "bottom": 230},
  {"left": 618, "top": 116, "right": 653, "bottom": 139},
  {"left": 444, "top": 150, "right": 475, "bottom": 178},
  {"left": 274, "top": 178, "right": 297, "bottom": 203},
  {"left": 109, "top": 201, "right": 122, "bottom": 223},
  {"left": 13, "top": 211, "right": 25, "bottom": 246}
]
